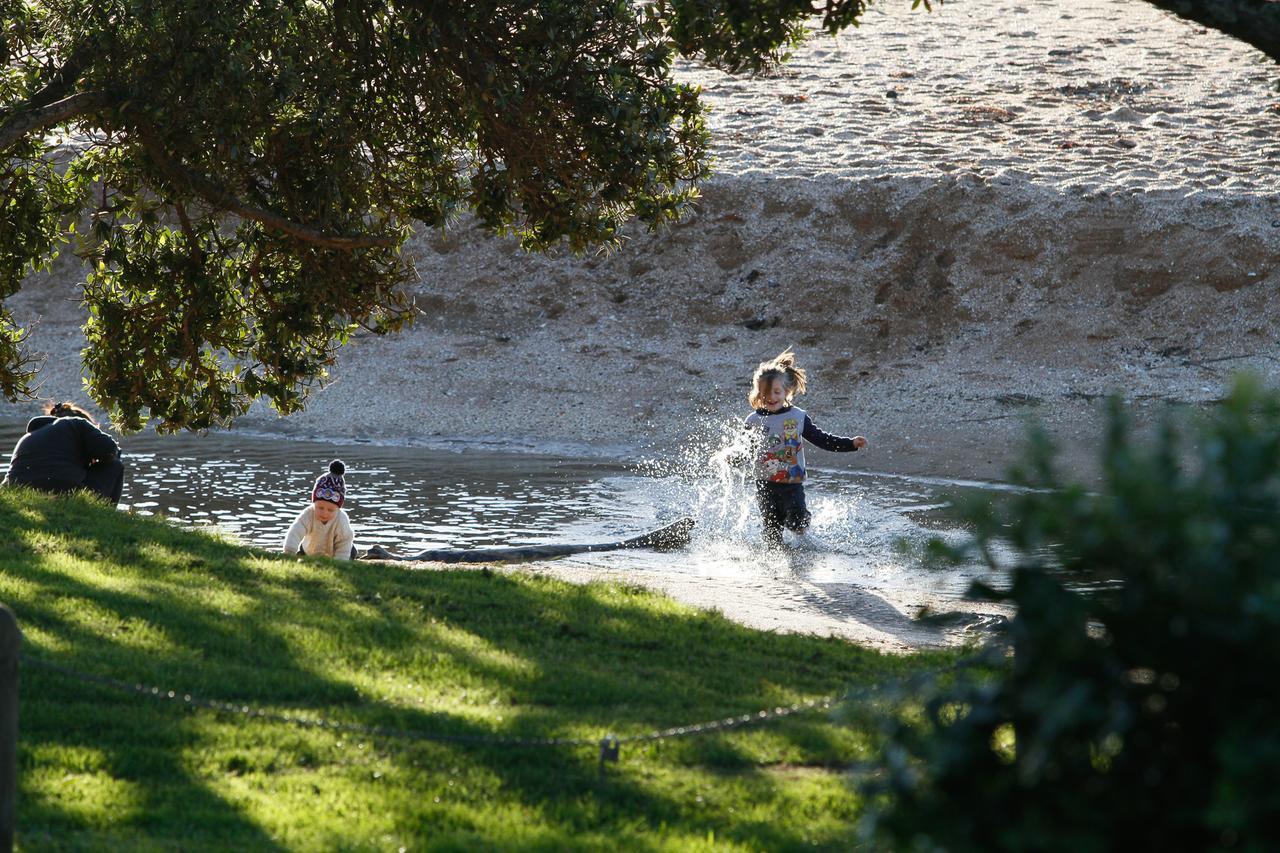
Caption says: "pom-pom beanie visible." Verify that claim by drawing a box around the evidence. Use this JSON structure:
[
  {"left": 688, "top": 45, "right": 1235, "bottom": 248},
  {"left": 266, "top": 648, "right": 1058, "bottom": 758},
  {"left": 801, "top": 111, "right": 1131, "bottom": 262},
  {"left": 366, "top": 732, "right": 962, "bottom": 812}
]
[{"left": 312, "top": 459, "right": 346, "bottom": 507}]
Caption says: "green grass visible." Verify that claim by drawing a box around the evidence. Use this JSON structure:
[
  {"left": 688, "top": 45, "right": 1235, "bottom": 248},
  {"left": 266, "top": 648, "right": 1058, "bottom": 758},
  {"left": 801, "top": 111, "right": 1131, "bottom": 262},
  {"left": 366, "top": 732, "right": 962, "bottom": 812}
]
[{"left": 1, "top": 487, "right": 955, "bottom": 851}]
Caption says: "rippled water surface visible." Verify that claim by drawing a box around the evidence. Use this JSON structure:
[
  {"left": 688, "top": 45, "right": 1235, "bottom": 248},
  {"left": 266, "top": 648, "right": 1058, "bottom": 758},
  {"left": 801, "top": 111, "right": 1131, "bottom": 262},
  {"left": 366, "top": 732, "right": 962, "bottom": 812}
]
[{"left": 1, "top": 419, "right": 1008, "bottom": 599}]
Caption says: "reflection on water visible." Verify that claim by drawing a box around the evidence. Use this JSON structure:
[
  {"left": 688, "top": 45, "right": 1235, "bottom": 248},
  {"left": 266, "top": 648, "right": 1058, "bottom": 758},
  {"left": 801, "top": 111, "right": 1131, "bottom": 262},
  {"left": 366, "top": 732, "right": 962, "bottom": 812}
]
[{"left": 0, "top": 418, "right": 1006, "bottom": 599}]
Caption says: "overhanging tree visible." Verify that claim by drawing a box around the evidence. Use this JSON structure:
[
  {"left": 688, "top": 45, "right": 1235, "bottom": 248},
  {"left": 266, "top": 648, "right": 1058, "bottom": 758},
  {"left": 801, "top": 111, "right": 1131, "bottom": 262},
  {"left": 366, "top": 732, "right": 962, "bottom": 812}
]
[{"left": 2, "top": 0, "right": 933, "bottom": 431}]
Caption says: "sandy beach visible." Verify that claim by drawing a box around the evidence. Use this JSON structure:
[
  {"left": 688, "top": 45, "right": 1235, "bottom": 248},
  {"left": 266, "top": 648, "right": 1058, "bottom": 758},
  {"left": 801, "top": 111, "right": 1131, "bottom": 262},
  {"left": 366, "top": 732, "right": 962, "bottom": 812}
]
[{"left": 6, "top": 0, "right": 1279, "bottom": 647}]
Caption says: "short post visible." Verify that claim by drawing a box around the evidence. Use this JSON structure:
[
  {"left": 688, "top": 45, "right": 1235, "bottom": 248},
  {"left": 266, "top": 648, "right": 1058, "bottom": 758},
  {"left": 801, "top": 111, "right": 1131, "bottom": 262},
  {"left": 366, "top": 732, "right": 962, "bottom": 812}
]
[
  {"left": 598, "top": 735, "right": 619, "bottom": 783},
  {"left": 0, "top": 605, "right": 20, "bottom": 853}
]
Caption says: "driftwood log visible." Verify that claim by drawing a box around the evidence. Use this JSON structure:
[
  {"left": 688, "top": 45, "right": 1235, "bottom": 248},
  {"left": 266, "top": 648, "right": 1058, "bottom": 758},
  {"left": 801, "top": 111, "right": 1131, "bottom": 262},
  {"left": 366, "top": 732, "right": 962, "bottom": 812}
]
[{"left": 360, "top": 517, "right": 695, "bottom": 564}]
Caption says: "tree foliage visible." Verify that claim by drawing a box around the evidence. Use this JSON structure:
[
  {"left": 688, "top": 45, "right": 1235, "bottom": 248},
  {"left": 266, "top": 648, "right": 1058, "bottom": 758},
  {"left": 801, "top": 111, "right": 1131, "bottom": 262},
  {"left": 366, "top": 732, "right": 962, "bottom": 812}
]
[
  {"left": 861, "top": 377, "right": 1280, "bottom": 852},
  {"left": 1, "top": 0, "right": 930, "bottom": 430}
]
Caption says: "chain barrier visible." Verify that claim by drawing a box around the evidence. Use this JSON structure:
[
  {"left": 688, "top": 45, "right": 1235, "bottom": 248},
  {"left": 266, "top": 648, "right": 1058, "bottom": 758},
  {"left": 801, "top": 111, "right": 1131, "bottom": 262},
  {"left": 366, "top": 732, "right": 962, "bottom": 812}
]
[
  {"left": 23, "top": 647, "right": 1002, "bottom": 778},
  {"left": 23, "top": 656, "right": 598, "bottom": 747}
]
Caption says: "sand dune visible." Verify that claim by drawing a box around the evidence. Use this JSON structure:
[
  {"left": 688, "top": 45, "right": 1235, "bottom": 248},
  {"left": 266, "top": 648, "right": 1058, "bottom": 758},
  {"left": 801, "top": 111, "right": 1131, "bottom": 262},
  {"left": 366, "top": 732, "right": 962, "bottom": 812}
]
[{"left": 687, "top": 0, "right": 1280, "bottom": 194}]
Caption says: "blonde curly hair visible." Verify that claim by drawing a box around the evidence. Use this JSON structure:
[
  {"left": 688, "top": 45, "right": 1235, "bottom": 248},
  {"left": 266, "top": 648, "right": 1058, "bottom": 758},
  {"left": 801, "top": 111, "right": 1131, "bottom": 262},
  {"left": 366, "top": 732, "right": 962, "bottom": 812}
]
[{"left": 748, "top": 349, "right": 807, "bottom": 409}]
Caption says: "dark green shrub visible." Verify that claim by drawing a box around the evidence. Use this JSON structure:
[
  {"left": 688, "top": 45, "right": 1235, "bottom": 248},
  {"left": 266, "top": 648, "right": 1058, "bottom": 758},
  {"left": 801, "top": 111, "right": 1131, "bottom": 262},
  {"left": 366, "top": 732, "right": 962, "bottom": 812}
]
[{"left": 860, "top": 377, "right": 1280, "bottom": 852}]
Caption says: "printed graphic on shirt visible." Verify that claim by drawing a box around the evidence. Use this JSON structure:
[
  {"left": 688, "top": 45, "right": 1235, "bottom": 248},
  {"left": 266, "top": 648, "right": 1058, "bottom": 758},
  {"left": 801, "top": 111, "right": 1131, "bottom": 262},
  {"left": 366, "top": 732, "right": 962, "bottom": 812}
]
[{"left": 759, "top": 417, "right": 804, "bottom": 483}]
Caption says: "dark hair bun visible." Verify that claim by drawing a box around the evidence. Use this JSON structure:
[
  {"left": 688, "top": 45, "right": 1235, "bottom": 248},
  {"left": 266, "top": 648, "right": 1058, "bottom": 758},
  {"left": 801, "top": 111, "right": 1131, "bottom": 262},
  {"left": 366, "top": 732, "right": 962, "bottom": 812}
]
[
  {"left": 329, "top": 459, "right": 345, "bottom": 477},
  {"left": 47, "top": 401, "right": 95, "bottom": 423}
]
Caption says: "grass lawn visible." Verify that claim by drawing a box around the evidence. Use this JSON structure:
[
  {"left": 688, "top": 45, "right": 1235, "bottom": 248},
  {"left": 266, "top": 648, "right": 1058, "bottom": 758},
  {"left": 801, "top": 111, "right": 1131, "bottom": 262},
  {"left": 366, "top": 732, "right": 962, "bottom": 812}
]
[{"left": 1, "top": 487, "right": 957, "bottom": 850}]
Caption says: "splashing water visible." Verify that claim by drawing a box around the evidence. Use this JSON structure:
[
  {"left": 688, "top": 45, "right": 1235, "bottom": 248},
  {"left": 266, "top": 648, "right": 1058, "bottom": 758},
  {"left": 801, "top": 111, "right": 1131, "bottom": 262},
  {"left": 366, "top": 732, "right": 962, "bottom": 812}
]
[{"left": 581, "top": 415, "right": 1000, "bottom": 598}]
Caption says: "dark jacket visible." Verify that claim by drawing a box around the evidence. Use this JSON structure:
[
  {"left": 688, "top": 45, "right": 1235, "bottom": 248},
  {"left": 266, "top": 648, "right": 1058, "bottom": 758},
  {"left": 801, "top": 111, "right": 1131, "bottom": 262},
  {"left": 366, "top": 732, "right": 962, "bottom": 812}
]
[{"left": 3, "top": 416, "right": 120, "bottom": 490}]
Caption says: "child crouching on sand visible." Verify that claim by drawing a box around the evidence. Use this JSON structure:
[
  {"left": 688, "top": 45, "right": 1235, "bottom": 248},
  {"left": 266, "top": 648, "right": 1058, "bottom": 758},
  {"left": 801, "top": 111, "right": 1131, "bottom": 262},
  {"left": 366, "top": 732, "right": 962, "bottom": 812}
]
[
  {"left": 742, "top": 349, "right": 866, "bottom": 548},
  {"left": 284, "top": 460, "right": 356, "bottom": 560}
]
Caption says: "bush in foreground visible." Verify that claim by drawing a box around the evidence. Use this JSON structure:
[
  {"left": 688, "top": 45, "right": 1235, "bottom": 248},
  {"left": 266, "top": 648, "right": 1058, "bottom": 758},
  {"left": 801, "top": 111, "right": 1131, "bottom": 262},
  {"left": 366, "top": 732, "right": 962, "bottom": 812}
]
[{"left": 862, "top": 378, "right": 1280, "bottom": 852}]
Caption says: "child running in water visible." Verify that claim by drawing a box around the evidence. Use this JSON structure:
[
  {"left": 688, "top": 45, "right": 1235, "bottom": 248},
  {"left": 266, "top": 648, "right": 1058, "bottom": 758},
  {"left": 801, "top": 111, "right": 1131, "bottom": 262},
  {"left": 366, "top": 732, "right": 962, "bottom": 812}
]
[
  {"left": 283, "top": 460, "right": 356, "bottom": 560},
  {"left": 742, "top": 350, "right": 867, "bottom": 548}
]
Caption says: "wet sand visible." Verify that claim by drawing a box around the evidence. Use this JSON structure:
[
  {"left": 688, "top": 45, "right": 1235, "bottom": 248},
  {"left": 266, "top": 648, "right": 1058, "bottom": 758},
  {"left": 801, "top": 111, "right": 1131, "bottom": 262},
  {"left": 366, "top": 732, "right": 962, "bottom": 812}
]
[{"left": 507, "top": 556, "right": 1011, "bottom": 653}]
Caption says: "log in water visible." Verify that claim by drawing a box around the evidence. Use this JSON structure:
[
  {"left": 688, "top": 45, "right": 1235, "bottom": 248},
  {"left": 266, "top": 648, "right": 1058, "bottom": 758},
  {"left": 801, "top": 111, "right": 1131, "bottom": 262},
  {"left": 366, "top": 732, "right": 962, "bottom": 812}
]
[{"left": 360, "top": 517, "right": 695, "bottom": 564}]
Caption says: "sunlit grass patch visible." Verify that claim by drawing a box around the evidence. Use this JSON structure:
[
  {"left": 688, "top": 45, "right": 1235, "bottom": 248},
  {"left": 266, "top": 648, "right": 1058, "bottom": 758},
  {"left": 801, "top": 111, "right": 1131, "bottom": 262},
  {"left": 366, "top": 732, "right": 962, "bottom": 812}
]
[{"left": 2, "top": 486, "right": 957, "bottom": 849}]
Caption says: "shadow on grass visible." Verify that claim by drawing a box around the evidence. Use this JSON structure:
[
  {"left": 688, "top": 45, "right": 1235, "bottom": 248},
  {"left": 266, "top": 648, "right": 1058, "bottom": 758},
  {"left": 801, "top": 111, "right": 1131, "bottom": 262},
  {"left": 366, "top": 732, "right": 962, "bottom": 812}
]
[{"left": 3, "top": 488, "right": 949, "bottom": 848}]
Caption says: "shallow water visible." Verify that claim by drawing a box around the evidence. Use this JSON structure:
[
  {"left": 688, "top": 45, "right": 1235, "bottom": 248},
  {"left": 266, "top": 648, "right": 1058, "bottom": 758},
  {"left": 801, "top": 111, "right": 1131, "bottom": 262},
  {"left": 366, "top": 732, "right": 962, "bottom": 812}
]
[{"left": 0, "top": 418, "right": 1007, "bottom": 602}]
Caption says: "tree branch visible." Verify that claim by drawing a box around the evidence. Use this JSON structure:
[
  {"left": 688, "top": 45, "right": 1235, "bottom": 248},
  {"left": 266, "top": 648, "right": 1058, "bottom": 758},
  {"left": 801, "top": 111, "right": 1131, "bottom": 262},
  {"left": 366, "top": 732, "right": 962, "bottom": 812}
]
[
  {"left": 24, "top": 47, "right": 95, "bottom": 112},
  {"left": 0, "top": 91, "right": 111, "bottom": 153},
  {"left": 136, "top": 130, "right": 397, "bottom": 250},
  {"left": 1141, "top": 0, "right": 1280, "bottom": 64}
]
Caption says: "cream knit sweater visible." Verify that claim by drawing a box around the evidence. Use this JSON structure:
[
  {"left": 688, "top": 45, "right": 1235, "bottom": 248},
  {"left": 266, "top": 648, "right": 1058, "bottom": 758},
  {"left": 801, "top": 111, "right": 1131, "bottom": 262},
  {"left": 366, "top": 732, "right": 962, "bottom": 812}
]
[{"left": 282, "top": 504, "right": 355, "bottom": 560}]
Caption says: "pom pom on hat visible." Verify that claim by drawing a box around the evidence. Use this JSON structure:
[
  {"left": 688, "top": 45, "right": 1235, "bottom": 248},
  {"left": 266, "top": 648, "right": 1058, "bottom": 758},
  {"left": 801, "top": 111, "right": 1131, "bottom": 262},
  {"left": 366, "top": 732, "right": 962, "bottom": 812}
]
[{"left": 312, "top": 459, "right": 347, "bottom": 507}]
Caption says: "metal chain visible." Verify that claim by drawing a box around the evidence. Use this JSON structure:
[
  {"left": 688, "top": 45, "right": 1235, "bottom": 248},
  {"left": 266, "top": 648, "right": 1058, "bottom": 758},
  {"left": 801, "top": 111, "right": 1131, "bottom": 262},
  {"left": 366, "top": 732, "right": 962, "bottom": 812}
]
[
  {"left": 613, "top": 649, "right": 1006, "bottom": 746},
  {"left": 24, "top": 649, "right": 997, "bottom": 753},
  {"left": 24, "top": 655, "right": 597, "bottom": 747},
  {"left": 616, "top": 695, "right": 839, "bottom": 744}
]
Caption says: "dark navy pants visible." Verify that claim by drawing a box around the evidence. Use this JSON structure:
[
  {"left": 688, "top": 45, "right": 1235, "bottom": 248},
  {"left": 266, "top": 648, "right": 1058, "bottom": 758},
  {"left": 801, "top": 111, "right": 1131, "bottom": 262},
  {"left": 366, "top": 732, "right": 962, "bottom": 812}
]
[
  {"left": 83, "top": 458, "right": 126, "bottom": 505},
  {"left": 755, "top": 482, "right": 811, "bottom": 547},
  {"left": 299, "top": 544, "right": 360, "bottom": 560}
]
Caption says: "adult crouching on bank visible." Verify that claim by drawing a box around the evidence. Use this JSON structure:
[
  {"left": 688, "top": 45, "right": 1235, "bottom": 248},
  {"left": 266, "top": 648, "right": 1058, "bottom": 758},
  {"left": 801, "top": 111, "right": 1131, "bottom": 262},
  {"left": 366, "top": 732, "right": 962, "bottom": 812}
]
[{"left": 1, "top": 402, "right": 125, "bottom": 505}]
